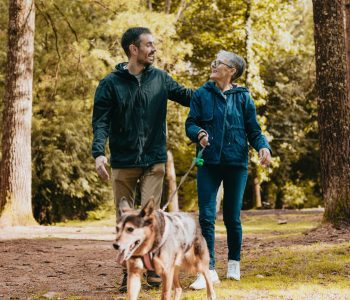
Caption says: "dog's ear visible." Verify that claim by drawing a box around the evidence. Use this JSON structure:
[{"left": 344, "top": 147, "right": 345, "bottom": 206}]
[
  {"left": 119, "top": 205, "right": 132, "bottom": 217},
  {"left": 140, "top": 197, "right": 155, "bottom": 218}
]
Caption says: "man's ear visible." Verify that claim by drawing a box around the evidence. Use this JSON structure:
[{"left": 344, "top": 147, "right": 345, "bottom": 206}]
[
  {"left": 129, "top": 44, "right": 138, "bottom": 56},
  {"left": 140, "top": 197, "right": 155, "bottom": 218}
]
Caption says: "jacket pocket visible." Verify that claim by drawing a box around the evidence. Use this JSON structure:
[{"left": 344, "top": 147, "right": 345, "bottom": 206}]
[
  {"left": 235, "top": 134, "right": 247, "bottom": 147},
  {"left": 231, "top": 129, "right": 248, "bottom": 150}
]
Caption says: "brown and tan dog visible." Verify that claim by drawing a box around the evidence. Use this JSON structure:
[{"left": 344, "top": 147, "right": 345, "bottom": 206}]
[{"left": 113, "top": 198, "right": 217, "bottom": 300}]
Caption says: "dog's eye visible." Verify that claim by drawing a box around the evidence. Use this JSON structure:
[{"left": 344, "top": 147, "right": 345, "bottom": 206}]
[{"left": 126, "top": 227, "right": 134, "bottom": 233}]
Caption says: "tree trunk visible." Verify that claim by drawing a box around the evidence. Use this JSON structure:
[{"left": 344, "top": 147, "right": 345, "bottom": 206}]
[
  {"left": 165, "top": 150, "right": 179, "bottom": 212},
  {"left": 312, "top": 0, "right": 350, "bottom": 225},
  {"left": 0, "top": 0, "right": 36, "bottom": 226},
  {"left": 216, "top": 182, "right": 223, "bottom": 214},
  {"left": 147, "top": 0, "right": 153, "bottom": 10},
  {"left": 244, "top": 0, "right": 252, "bottom": 84},
  {"left": 253, "top": 178, "right": 262, "bottom": 208},
  {"left": 165, "top": 0, "right": 171, "bottom": 14}
]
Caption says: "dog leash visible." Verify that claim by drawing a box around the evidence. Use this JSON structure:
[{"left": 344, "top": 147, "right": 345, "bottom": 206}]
[{"left": 161, "top": 146, "right": 206, "bottom": 211}]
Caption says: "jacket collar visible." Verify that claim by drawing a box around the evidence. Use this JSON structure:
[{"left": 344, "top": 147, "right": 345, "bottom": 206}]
[
  {"left": 112, "top": 62, "right": 154, "bottom": 78},
  {"left": 203, "top": 80, "right": 249, "bottom": 96}
]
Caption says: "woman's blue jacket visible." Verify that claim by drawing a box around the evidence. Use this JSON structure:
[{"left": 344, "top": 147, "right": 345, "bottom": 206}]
[{"left": 185, "top": 81, "right": 271, "bottom": 168}]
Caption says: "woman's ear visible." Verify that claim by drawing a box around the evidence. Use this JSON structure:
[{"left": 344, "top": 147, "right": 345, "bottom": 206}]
[{"left": 231, "top": 67, "right": 237, "bottom": 77}]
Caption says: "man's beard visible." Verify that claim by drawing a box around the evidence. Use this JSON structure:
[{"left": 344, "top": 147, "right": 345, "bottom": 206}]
[{"left": 137, "top": 53, "right": 155, "bottom": 66}]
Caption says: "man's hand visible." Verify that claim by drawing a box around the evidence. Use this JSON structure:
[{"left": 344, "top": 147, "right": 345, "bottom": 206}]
[
  {"left": 259, "top": 148, "right": 271, "bottom": 167},
  {"left": 198, "top": 131, "right": 209, "bottom": 148},
  {"left": 95, "top": 155, "right": 110, "bottom": 181}
]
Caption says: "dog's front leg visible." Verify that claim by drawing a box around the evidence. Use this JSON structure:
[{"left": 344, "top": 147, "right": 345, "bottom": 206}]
[
  {"left": 127, "top": 260, "right": 143, "bottom": 300},
  {"left": 127, "top": 272, "right": 142, "bottom": 300},
  {"left": 161, "top": 266, "right": 174, "bottom": 300},
  {"left": 202, "top": 269, "right": 217, "bottom": 300},
  {"left": 172, "top": 266, "right": 182, "bottom": 300}
]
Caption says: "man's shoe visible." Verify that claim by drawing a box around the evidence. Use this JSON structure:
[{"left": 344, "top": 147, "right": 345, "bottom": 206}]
[
  {"left": 189, "top": 269, "right": 220, "bottom": 290},
  {"left": 227, "top": 260, "right": 240, "bottom": 280},
  {"left": 146, "top": 270, "right": 161, "bottom": 287},
  {"left": 118, "top": 270, "right": 128, "bottom": 293}
]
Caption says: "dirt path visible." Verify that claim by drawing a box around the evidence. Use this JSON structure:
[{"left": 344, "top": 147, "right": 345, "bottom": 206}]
[{"left": 1, "top": 210, "right": 349, "bottom": 300}]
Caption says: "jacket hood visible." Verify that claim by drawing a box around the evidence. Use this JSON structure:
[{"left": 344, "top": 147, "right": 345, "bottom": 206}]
[{"left": 203, "top": 80, "right": 249, "bottom": 95}]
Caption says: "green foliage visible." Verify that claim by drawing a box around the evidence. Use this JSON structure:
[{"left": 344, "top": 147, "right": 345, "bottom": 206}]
[
  {"left": 0, "top": 0, "right": 321, "bottom": 220},
  {"left": 176, "top": 0, "right": 247, "bottom": 87},
  {"left": 1, "top": 0, "right": 193, "bottom": 223},
  {"left": 281, "top": 181, "right": 308, "bottom": 208},
  {"left": 174, "top": 0, "right": 320, "bottom": 209},
  {"left": 260, "top": 0, "right": 320, "bottom": 208},
  {"left": 31, "top": 0, "right": 193, "bottom": 223}
]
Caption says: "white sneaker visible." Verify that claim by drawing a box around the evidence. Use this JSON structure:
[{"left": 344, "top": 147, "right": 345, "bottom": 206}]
[
  {"left": 189, "top": 269, "right": 220, "bottom": 290},
  {"left": 227, "top": 260, "right": 240, "bottom": 280}
]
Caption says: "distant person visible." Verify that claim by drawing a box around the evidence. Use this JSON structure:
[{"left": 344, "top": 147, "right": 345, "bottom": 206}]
[
  {"left": 186, "top": 50, "right": 271, "bottom": 289},
  {"left": 91, "top": 27, "right": 192, "bottom": 292}
]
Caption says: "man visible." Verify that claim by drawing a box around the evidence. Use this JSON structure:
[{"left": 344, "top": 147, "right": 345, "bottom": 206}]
[{"left": 91, "top": 27, "right": 192, "bottom": 292}]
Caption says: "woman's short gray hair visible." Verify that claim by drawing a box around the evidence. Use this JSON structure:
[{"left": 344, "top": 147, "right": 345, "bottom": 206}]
[{"left": 217, "top": 50, "right": 246, "bottom": 81}]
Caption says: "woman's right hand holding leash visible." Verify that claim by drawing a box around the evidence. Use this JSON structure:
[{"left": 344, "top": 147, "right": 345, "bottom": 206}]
[{"left": 198, "top": 131, "right": 209, "bottom": 148}]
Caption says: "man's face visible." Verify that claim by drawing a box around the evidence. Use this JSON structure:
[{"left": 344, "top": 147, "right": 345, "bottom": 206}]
[{"left": 135, "top": 33, "right": 156, "bottom": 66}]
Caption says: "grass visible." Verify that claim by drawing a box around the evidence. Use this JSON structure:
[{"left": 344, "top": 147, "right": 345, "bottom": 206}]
[
  {"left": 172, "top": 242, "right": 350, "bottom": 300},
  {"left": 56, "top": 210, "right": 350, "bottom": 299},
  {"left": 139, "top": 212, "right": 350, "bottom": 300}
]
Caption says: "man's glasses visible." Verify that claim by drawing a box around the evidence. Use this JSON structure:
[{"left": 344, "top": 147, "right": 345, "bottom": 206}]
[{"left": 211, "top": 59, "right": 234, "bottom": 68}]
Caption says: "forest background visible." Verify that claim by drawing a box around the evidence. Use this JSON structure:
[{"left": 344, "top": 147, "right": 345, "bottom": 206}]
[{"left": 0, "top": 0, "right": 318, "bottom": 224}]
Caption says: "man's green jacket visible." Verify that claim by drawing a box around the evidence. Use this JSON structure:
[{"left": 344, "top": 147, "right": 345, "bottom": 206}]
[{"left": 92, "top": 63, "right": 192, "bottom": 168}]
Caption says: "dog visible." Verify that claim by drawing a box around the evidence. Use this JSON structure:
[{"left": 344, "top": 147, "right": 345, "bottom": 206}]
[{"left": 113, "top": 197, "right": 217, "bottom": 300}]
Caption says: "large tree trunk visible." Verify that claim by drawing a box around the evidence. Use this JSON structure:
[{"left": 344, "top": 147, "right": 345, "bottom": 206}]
[
  {"left": 245, "top": 0, "right": 262, "bottom": 209},
  {"left": 0, "top": 0, "right": 36, "bottom": 226},
  {"left": 312, "top": 0, "right": 350, "bottom": 225}
]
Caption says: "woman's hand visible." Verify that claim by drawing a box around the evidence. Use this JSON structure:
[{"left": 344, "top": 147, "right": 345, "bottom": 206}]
[
  {"left": 259, "top": 148, "right": 271, "bottom": 167},
  {"left": 198, "top": 131, "right": 209, "bottom": 148}
]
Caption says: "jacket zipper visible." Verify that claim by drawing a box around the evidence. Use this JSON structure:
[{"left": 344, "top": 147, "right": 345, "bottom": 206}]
[{"left": 219, "top": 95, "right": 228, "bottom": 160}]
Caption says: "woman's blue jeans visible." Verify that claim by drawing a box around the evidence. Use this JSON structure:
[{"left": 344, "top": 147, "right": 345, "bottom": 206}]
[{"left": 197, "top": 164, "right": 248, "bottom": 269}]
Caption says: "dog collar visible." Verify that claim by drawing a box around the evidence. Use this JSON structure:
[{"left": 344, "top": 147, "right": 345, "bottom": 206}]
[{"left": 142, "top": 252, "right": 155, "bottom": 271}]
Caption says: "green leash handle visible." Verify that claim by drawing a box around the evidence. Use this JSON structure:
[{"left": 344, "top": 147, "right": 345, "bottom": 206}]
[{"left": 194, "top": 146, "right": 205, "bottom": 167}]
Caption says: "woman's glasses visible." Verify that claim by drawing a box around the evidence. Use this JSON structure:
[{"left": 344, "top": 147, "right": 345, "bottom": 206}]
[{"left": 211, "top": 59, "right": 234, "bottom": 68}]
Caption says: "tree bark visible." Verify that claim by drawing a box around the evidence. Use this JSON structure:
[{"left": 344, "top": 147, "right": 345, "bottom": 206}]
[
  {"left": 147, "top": 0, "right": 153, "bottom": 10},
  {"left": 0, "top": 0, "right": 36, "bottom": 226},
  {"left": 253, "top": 178, "right": 262, "bottom": 208},
  {"left": 165, "top": 0, "right": 171, "bottom": 14},
  {"left": 312, "top": 0, "right": 350, "bottom": 225},
  {"left": 244, "top": 0, "right": 252, "bottom": 84},
  {"left": 216, "top": 182, "right": 223, "bottom": 214},
  {"left": 165, "top": 150, "right": 179, "bottom": 212}
]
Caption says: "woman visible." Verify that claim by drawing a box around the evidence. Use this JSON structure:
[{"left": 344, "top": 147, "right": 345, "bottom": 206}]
[{"left": 186, "top": 50, "right": 271, "bottom": 289}]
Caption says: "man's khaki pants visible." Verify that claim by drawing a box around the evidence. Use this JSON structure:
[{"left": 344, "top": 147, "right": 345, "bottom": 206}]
[{"left": 111, "top": 163, "right": 165, "bottom": 220}]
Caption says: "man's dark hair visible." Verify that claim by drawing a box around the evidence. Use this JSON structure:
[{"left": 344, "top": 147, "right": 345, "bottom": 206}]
[{"left": 121, "top": 27, "right": 152, "bottom": 58}]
